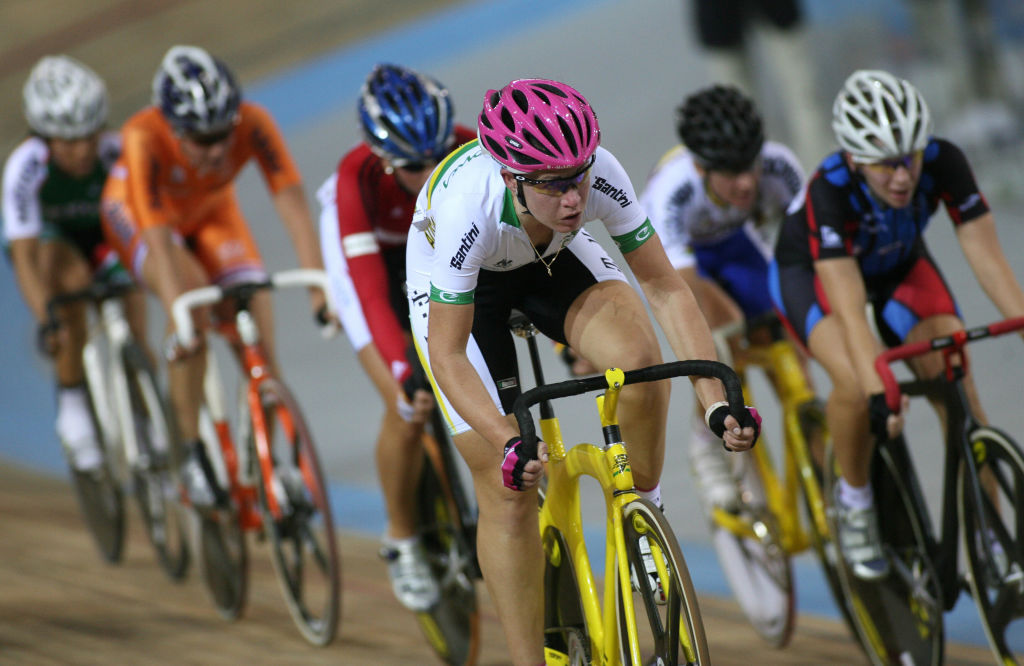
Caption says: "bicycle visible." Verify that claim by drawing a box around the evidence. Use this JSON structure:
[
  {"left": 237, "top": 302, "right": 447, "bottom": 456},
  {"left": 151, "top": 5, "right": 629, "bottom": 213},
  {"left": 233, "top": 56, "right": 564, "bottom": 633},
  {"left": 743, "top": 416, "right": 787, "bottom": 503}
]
[
  {"left": 827, "top": 316, "right": 1024, "bottom": 665},
  {"left": 511, "top": 314, "right": 749, "bottom": 665},
  {"left": 44, "top": 280, "right": 189, "bottom": 579},
  {"left": 170, "top": 268, "right": 341, "bottom": 646},
  {"left": 703, "top": 318, "right": 849, "bottom": 646}
]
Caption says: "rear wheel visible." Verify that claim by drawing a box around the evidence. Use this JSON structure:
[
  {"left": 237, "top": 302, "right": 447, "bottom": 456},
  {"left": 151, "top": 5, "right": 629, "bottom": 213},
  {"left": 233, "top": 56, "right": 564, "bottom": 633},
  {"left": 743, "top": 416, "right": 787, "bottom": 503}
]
[
  {"left": 252, "top": 378, "right": 340, "bottom": 646},
  {"left": 959, "top": 426, "right": 1024, "bottom": 664},
  {"left": 542, "top": 526, "right": 591, "bottom": 666},
  {"left": 121, "top": 343, "right": 189, "bottom": 580},
  {"left": 414, "top": 426, "right": 480, "bottom": 665},
  {"left": 709, "top": 448, "right": 795, "bottom": 647},
  {"left": 615, "top": 498, "right": 709, "bottom": 665},
  {"left": 828, "top": 438, "right": 944, "bottom": 666},
  {"left": 196, "top": 508, "right": 248, "bottom": 619}
]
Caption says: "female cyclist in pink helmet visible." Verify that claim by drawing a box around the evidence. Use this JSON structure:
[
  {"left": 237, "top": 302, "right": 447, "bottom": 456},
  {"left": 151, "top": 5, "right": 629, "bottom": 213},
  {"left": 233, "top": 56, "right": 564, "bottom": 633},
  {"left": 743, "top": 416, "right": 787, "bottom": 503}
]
[
  {"left": 406, "top": 77, "right": 760, "bottom": 664},
  {"left": 477, "top": 78, "right": 600, "bottom": 173}
]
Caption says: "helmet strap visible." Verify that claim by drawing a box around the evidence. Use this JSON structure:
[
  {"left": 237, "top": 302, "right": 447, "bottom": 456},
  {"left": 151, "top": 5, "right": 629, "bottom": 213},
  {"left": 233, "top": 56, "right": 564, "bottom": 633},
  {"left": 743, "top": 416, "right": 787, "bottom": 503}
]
[{"left": 515, "top": 181, "right": 532, "bottom": 216}]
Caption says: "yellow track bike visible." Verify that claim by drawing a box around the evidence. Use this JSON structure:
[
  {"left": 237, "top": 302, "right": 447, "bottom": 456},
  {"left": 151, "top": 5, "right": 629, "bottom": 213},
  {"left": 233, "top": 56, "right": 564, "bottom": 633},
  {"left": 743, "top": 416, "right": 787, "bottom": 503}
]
[
  {"left": 510, "top": 315, "right": 749, "bottom": 665},
  {"left": 702, "top": 319, "right": 849, "bottom": 646}
]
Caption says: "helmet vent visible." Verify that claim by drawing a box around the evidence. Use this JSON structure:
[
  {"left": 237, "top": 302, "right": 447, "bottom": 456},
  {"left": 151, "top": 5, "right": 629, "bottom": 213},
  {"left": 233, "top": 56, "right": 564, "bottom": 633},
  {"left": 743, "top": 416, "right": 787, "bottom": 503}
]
[{"left": 556, "top": 116, "right": 578, "bottom": 157}]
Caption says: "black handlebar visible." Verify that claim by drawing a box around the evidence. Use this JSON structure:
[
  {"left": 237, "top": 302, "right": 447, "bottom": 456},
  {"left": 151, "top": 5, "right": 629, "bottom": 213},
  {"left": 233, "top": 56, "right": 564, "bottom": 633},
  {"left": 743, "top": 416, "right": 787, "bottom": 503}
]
[
  {"left": 512, "top": 359, "right": 746, "bottom": 460},
  {"left": 45, "top": 281, "right": 135, "bottom": 323}
]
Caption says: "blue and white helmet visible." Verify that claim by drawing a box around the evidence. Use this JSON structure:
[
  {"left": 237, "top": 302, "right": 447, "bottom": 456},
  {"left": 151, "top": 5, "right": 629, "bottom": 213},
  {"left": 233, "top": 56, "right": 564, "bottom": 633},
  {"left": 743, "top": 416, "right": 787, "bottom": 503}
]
[
  {"left": 23, "top": 55, "right": 108, "bottom": 139},
  {"left": 152, "top": 45, "right": 241, "bottom": 134},
  {"left": 832, "top": 69, "right": 932, "bottom": 163},
  {"left": 358, "top": 63, "right": 454, "bottom": 165}
]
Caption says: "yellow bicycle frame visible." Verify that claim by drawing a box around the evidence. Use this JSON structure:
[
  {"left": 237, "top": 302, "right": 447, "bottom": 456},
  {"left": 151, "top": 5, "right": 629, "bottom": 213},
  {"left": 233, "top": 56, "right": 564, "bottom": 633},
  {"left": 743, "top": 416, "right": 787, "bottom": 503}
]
[
  {"left": 540, "top": 369, "right": 693, "bottom": 665},
  {"left": 709, "top": 339, "right": 828, "bottom": 555}
]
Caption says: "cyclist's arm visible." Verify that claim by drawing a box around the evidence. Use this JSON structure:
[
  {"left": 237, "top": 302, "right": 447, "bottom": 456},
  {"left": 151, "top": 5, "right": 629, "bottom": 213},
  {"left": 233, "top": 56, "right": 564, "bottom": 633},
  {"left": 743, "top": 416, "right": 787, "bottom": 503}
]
[
  {"left": 141, "top": 224, "right": 189, "bottom": 315},
  {"left": 957, "top": 212, "right": 1024, "bottom": 319},
  {"left": 8, "top": 237, "right": 49, "bottom": 322},
  {"left": 623, "top": 234, "right": 726, "bottom": 409},
  {"left": 272, "top": 183, "right": 327, "bottom": 311},
  {"left": 813, "top": 256, "right": 884, "bottom": 394},
  {"left": 427, "top": 300, "right": 518, "bottom": 450}
]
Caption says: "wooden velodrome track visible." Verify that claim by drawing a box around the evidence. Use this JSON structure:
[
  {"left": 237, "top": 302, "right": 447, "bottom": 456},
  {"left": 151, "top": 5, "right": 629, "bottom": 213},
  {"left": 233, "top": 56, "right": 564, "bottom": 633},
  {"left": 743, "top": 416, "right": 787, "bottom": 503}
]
[{"left": 0, "top": 1, "right": 1007, "bottom": 664}]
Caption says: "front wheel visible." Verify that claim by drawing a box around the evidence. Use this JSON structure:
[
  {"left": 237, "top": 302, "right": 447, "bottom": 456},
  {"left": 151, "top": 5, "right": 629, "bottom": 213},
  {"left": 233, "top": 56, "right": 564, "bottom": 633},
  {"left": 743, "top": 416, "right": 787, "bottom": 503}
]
[
  {"left": 196, "top": 508, "right": 248, "bottom": 620},
  {"left": 252, "top": 378, "right": 340, "bottom": 647},
  {"left": 615, "top": 498, "right": 710, "bottom": 665},
  {"left": 959, "top": 426, "right": 1024, "bottom": 664},
  {"left": 121, "top": 343, "right": 190, "bottom": 580}
]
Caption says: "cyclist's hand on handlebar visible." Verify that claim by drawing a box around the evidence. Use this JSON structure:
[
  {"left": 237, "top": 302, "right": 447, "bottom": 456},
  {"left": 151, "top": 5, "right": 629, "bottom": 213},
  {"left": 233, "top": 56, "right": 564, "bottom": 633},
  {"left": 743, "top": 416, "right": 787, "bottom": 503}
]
[
  {"left": 395, "top": 388, "right": 434, "bottom": 424},
  {"left": 502, "top": 436, "right": 547, "bottom": 491},
  {"left": 313, "top": 300, "right": 341, "bottom": 338},
  {"left": 36, "top": 320, "right": 63, "bottom": 357},
  {"left": 706, "top": 403, "right": 762, "bottom": 452},
  {"left": 163, "top": 330, "right": 203, "bottom": 362},
  {"left": 868, "top": 392, "right": 908, "bottom": 441}
]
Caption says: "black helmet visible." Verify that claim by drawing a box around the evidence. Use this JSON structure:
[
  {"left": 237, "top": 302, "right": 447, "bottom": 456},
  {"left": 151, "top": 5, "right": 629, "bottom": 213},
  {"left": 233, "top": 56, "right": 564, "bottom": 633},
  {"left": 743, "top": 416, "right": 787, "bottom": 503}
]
[{"left": 675, "top": 85, "right": 764, "bottom": 172}]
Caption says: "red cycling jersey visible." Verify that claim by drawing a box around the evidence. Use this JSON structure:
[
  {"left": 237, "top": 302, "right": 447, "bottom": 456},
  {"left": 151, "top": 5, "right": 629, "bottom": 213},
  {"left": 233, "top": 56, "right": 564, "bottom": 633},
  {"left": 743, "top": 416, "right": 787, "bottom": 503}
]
[{"left": 333, "top": 125, "right": 477, "bottom": 383}]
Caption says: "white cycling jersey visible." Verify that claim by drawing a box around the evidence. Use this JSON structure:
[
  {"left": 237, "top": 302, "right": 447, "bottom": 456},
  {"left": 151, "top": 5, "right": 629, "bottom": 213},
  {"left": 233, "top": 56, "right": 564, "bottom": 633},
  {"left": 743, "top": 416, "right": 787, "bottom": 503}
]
[
  {"left": 407, "top": 140, "right": 653, "bottom": 303},
  {"left": 2, "top": 132, "right": 121, "bottom": 243},
  {"left": 641, "top": 140, "right": 803, "bottom": 270}
]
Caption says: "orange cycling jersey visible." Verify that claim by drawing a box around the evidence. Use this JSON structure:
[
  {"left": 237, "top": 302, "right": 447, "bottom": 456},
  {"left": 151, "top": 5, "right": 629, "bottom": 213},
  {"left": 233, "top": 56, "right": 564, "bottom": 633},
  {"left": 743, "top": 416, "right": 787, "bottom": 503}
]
[{"left": 114, "top": 102, "right": 301, "bottom": 234}]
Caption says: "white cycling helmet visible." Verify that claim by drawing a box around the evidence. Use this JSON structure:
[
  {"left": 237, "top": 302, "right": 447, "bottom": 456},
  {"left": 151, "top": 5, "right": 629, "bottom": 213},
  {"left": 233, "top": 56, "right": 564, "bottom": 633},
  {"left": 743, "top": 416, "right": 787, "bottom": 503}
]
[
  {"left": 23, "top": 55, "right": 108, "bottom": 140},
  {"left": 152, "top": 45, "right": 240, "bottom": 135},
  {"left": 832, "top": 69, "right": 932, "bottom": 163}
]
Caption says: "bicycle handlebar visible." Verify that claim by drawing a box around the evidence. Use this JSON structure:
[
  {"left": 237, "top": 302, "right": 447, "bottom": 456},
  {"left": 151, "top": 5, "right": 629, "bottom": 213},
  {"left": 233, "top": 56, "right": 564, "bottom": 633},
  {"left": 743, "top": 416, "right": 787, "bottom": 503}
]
[
  {"left": 171, "top": 268, "right": 335, "bottom": 347},
  {"left": 875, "top": 316, "right": 1024, "bottom": 411},
  {"left": 512, "top": 359, "right": 746, "bottom": 459},
  {"left": 45, "top": 281, "right": 135, "bottom": 324}
]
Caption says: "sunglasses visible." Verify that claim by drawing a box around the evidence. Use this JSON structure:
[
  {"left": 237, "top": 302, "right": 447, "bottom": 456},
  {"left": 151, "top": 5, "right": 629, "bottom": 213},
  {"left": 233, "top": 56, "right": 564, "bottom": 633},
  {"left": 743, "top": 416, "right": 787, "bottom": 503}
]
[
  {"left": 395, "top": 161, "right": 431, "bottom": 173},
  {"left": 513, "top": 155, "right": 596, "bottom": 195},
  {"left": 863, "top": 150, "right": 923, "bottom": 174},
  {"left": 187, "top": 127, "right": 234, "bottom": 146}
]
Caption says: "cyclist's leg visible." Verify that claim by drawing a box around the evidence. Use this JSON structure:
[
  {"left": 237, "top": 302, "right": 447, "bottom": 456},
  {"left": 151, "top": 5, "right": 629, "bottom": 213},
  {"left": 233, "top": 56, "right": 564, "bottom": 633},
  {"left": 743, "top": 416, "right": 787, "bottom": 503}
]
[{"left": 564, "top": 279, "right": 668, "bottom": 489}]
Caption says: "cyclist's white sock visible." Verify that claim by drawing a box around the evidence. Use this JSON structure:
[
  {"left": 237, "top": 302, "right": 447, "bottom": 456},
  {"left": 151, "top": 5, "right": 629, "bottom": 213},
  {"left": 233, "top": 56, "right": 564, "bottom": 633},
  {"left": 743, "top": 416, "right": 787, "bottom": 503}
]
[
  {"left": 838, "top": 477, "right": 874, "bottom": 510},
  {"left": 689, "top": 418, "right": 717, "bottom": 450},
  {"left": 56, "top": 385, "right": 101, "bottom": 469},
  {"left": 636, "top": 483, "right": 662, "bottom": 510}
]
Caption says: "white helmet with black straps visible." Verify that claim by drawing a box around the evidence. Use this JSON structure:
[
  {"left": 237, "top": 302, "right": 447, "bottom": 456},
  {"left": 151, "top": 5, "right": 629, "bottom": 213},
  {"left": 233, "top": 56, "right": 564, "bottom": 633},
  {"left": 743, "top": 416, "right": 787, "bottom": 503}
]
[
  {"left": 832, "top": 69, "right": 932, "bottom": 163},
  {"left": 23, "top": 55, "right": 109, "bottom": 139},
  {"left": 152, "top": 45, "right": 241, "bottom": 135}
]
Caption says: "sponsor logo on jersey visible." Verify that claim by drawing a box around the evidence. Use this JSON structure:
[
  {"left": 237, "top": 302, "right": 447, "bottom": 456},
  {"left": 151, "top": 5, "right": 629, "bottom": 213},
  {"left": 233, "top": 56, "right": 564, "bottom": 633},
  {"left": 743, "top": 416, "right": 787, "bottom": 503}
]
[
  {"left": 449, "top": 223, "right": 480, "bottom": 269},
  {"left": 250, "top": 126, "right": 282, "bottom": 173},
  {"left": 495, "top": 257, "right": 514, "bottom": 268},
  {"left": 958, "top": 193, "right": 981, "bottom": 213},
  {"left": 591, "top": 177, "right": 632, "bottom": 208},
  {"left": 440, "top": 147, "right": 484, "bottom": 190},
  {"left": 820, "top": 225, "right": 842, "bottom": 248}
]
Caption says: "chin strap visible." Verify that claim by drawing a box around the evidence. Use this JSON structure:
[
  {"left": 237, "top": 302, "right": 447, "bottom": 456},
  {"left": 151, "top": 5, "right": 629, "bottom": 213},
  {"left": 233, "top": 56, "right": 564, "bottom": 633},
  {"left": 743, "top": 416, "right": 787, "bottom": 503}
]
[{"left": 515, "top": 181, "right": 531, "bottom": 216}]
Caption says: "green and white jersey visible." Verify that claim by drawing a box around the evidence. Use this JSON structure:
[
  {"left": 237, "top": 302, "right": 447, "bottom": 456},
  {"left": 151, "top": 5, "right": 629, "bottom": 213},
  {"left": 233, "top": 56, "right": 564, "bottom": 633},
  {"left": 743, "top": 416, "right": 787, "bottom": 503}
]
[
  {"left": 407, "top": 140, "right": 653, "bottom": 304},
  {"left": 2, "top": 132, "right": 120, "bottom": 244}
]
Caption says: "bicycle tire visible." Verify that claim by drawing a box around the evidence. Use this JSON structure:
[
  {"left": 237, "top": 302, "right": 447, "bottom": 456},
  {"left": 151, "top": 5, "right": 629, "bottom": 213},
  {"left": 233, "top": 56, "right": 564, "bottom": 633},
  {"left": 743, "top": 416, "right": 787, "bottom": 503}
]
[
  {"left": 252, "top": 378, "right": 340, "bottom": 646},
  {"left": 959, "top": 426, "right": 1024, "bottom": 665},
  {"left": 196, "top": 509, "right": 248, "bottom": 620},
  {"left": 414, "top": 425, "right": 480, "bottom": 666},
  {"left": 828, "top": 438, "right": 944, "bottom": 666},
  {"left": 121, "top": 343, "right": 190, "bottom": 581},
  {"left": 708, "top": 450, "right": 795, "bottom": 647},
  {"left": 542, "top": 525, "right": 591, "bottom": 666},
  {"left": 791, "top": 399, "right": 856, "bottom": 636},
  {"left": 615, "top": 498, "right": 710, "bottom": 665},
  {"left": 68, "top": 383, "right": 125, "bottom": 564}
]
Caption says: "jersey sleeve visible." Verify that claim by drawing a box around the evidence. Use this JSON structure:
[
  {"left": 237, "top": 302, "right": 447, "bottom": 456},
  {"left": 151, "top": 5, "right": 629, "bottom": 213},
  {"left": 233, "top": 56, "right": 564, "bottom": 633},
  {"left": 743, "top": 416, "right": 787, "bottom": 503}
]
[
  {"left": 641, "top": 152, "right": 696, "bottom": 270},
  {"left": 2, "top": 140, "right": 47, "bottom": 242},
  {"left": 589, "top": 147, "right": 652, "bottom": 253},
  {"left": 926, "top": 138, "right": 989, "bottom": 225},
  {"left": 121, "top": 122, "right": 175, "bottom": 229},
  {"left": 427, "top": 197, "right": 489, "bottom": 304},
  {"left": 239, "top": 103, "right": 303, "bottom": 195},
  {"left": 335, "top": 151, "right": 412, "bottom": 382}
]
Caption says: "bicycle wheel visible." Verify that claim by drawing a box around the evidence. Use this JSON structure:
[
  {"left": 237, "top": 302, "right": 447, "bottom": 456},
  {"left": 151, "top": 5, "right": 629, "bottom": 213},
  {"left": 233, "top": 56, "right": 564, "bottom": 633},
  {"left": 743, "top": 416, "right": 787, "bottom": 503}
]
[
  {"left": 791, "top": 399, "right": 855, "bottom": 634},
  {"left": 615, "top": 498, "right": 710, "bottom": 665},
  {"left": 542, "top": 525, "right": 591, "bottom": 666},
  {"left": 252, "top": 378, "right": 340, "bottom": 646},
  {"left": 413, "top": 422, "right": 480, "bottom": 666},
  {"left": 709, "top": 449, "right": 795, "bottom": 647},
  {"left": 121, "top": 343, "right": 190, "bottom": 580},
  {"left": 959, "top": 426, "right": 1024, "bottom": 665},
  {"left": 68, "top": 385, "right": 125, "bottom": 564},
  {"left": 196, "top": 509, "right": 248, "bottom": 620},
  {"left": 828, "top": 438, "right": 944, "bottom": 666}
]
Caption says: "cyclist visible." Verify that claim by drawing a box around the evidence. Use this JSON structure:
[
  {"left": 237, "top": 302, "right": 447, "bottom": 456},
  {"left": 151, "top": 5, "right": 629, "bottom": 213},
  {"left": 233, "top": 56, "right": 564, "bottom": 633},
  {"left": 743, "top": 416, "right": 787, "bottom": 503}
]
[
  {"left": 405, "top": 78, "right": 761, "bottom": 664},
  {"left": 317, "top": 63, "right": 476, "bottom": 611},
  {"left": 642, "top": 84, "right": 808, "bottom": 512},
  {"left": 771, "top": 69, "right": 1024, "bottom": 580},
  {"left": 100, "top": 45, "right": 327, "bottom": 508},
  {"left": 4, "top": 55, "right": 147, "bottom": 474}
]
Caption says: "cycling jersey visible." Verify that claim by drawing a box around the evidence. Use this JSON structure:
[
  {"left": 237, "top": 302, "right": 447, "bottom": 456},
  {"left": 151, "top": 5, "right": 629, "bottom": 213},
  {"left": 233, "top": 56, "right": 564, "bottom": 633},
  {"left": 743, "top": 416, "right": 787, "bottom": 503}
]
[
  {"left": 3, "top": 132, "right": 122, "bottom": 272},
  {"left": 318, "top": 125, "right": 476, "bottom": 382},
  {"left": 101, "top": 103, "right": 302, "bottom": 284},
  {"left": 642, "top": 140, "right": 802, "bottom": 318},
  {"left": 771, "top": 137, "right": 984, "bottom": 344},
  {"left": 406, "top": 139, "right": 652, "bottom": 434}
]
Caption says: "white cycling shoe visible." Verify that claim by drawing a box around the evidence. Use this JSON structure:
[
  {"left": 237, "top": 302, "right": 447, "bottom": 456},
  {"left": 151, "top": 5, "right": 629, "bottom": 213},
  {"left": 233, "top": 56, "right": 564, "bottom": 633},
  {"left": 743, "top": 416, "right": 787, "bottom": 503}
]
[
  {"left": 380, "top": 536, "right": 440, "bottom": 612},
  {"left": 689, "top": 428, "right": 740, "bottom": 512}
]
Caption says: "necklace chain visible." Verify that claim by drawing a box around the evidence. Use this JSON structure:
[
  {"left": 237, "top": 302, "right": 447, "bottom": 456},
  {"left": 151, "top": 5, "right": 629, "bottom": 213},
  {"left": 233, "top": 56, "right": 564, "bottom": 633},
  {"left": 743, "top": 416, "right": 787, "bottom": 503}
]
[{"left": 527, "top": 232, "right": 561, "bottom": 276}]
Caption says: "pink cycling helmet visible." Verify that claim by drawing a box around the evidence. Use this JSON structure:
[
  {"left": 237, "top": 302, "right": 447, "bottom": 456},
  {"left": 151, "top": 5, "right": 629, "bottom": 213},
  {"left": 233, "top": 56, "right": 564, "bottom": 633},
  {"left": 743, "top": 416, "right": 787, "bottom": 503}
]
[{"left": 477, "top": 79, "right": 600, "bottom": 174}]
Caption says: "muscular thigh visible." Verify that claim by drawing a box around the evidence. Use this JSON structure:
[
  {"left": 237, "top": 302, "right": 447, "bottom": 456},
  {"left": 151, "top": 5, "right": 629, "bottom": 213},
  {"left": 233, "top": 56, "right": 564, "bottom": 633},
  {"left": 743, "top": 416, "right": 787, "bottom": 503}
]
[
  {"left": 807, "top": 314, "right": 860, "bottom": 394},
  {"left": 40, "top": 240, "right": 92, "bottom": 292}
]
